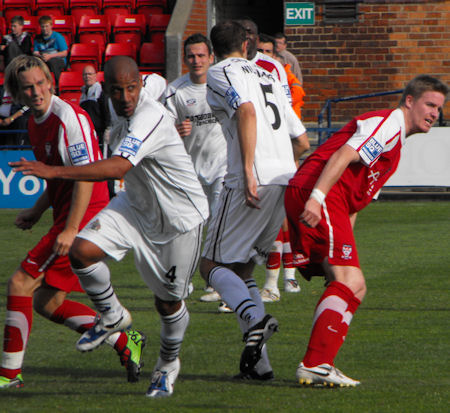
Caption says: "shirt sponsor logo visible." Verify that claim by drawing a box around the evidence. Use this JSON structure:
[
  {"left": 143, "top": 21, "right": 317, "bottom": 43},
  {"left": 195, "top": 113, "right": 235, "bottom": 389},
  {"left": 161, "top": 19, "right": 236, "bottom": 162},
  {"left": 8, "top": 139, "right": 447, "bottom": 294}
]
[
  {"left": 361, "top": 137, "right": 383, "bottom": 162},
  {"left": 68, "top": 142, "right": 89, "bottom": 164},
  {"left": 119, "top": 136, "right": 142, "bottom": 156},
  {"left": 186, "top": 98, "right": 196, "bottom": 106},
  {"left": 225, "top": 86, "right": 240, "bottom": 110}
]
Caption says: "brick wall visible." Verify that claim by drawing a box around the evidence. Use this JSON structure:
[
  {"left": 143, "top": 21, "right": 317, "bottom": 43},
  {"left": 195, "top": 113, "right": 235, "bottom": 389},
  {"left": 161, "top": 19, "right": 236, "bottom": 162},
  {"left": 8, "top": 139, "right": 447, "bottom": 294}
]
[{"left": 287, "top": 0, "right": 450, "bottom": 123}]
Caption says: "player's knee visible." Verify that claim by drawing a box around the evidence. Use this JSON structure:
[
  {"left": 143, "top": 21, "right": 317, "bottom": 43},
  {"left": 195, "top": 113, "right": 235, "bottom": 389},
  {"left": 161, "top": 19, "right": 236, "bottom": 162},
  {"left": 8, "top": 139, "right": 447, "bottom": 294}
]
[
  {"left": 199, "top": 257, "right": 214, "bottom": 282},
  {"left": 155, "top": 297, "right": 182, "bottom": 316},
  {"left": 33, "top": 287, "right": 65, "bottom": 318},
  {"left": 7, "top": 269, "right": 40, "bottom": 296},
  {"left": 69, "top": 238, "right": 101, "bottom": 269}
]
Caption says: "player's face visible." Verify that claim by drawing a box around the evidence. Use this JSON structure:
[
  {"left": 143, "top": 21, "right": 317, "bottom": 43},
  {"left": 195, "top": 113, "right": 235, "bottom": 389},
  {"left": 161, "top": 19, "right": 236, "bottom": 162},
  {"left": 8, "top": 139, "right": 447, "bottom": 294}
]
[
  {"left": 184, "top": 42, "right": 213, "bottom": 83},
  {"left": 18, "top": 67, "right": 53, "bottom": 117},
  {"left": 407, "top": 91, "right": 445, "bottom": 134},
  {"left": 257, "top": 41, "right": 274, "bottom": 57},
  {"left": 240, "top": 21, "right": 258, "bottom": 59},
  {"left": 107, "top": 72, "right": 142, "bottom": 118}
]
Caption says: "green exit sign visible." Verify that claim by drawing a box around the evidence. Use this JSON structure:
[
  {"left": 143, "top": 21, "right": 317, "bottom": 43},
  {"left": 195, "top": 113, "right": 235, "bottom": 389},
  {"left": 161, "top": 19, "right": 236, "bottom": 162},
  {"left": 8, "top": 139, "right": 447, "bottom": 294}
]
[{"left": 285, "top": 2, "right": 315, "bottom": 25}]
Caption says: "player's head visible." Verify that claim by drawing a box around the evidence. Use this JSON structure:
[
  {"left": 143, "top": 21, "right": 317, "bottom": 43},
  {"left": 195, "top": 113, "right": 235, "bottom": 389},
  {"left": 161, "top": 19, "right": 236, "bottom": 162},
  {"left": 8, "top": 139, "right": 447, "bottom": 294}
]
[
  {"left": 210, "top": 20, "right": 247, "bottom": 60},
  {"left": 257, "top": 33, "right": 275, "bottom": 57},
  {"left": 82, "top": 65, "right": 97, "bottom": 87},
  {"left": 274, "top": 32, "right": 287, "bottom": 52},
  {"left": 10, "top": 16, "right": 25, "bottom": 36},
  {"left": 104, "top": 56, "right": 142, "bottom": 118},
  {"left": 183, "top": 33, "right": 214, "bottom": 84},
  {"left": 399, "top": 75, "right": 448, "bottom": 136},
  {"left": 38, "top": 15, "right": 53, "bottom": 37},
  {"left": 236, "top": 18, "right": 258, "bottom": 59},
  {"left": 4, "top": 55, "right": 54, "bottom": 117}
]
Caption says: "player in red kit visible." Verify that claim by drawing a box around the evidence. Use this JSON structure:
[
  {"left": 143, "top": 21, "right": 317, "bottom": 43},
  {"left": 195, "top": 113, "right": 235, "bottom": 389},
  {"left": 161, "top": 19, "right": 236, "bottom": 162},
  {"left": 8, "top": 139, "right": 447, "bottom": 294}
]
[
  {"left": 285, "top": 74, "right": 448, "bottom": 387},
  {"left": 0, "top": 55, "right": 145, "bottom": 389}
]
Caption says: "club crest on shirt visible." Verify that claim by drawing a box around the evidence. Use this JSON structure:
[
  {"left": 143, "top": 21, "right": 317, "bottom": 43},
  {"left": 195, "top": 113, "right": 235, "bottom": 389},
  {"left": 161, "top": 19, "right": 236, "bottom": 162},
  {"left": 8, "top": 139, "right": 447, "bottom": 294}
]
[
  {"left": 45, "top": 142, "right": 52, "bottom": 158},
  {"left": 119, "top": 136, "right": 142, "bottom": 156},
  {"left": 186, "top": 98, "right": 196, "bottom": 106},
  {"left": 225, "top": 86, "right": 240, "bottom": 110},
  {"left": 68, "top": 142, "right": 89, "bottom": 164},
  {"left": 361, "top": 137, "right": 383, "bottom": 162},
  {"left": 341, "top": 244, "right": 353, "bottom": 260}
]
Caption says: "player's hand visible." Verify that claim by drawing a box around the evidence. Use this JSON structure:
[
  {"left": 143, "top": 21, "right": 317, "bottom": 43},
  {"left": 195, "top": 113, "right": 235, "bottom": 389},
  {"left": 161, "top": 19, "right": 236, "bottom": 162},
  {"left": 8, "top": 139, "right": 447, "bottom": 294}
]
[
  {"left": 244, "top": 173, "right": 260, "bottom": 209},
  {"left": 54, "top": 227, "right": 78, "bottom": 256},
  {"left": 300, "top": 198, "right": 322, "bottom": 228},
  {"left": 175, "top": 119, "right": 192, "bottom": 138},
  {"left": 9, "top": 158, "right": 55, "bottom": 179},
  {"left": 15, "top": 208, "right": 40, "bottom": 230}
]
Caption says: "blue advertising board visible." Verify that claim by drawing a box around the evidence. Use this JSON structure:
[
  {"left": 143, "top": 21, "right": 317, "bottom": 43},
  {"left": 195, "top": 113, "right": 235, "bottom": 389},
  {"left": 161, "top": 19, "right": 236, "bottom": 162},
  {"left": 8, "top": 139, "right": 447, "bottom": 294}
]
[{"left": 0, "top": 150, "right": 46, "bottom": 208}]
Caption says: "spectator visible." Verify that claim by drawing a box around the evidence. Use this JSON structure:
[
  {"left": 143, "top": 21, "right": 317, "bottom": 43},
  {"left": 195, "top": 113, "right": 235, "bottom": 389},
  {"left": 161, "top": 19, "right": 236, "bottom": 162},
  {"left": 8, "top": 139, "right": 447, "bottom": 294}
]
[
  {"left": 0, "top": 16, "right": 33, "bottom": 70},
  {"left": 33, "top": 16, "right": 68, "bottom": 85},
  {"left": 0, "top": 83, "right": 30, "bottom": 146},
  {"left": 79, "top": 65, "right": 110, "bottom": 146},
  {"left": 274, "top": 32, "right": 302, "bottom": 84}
]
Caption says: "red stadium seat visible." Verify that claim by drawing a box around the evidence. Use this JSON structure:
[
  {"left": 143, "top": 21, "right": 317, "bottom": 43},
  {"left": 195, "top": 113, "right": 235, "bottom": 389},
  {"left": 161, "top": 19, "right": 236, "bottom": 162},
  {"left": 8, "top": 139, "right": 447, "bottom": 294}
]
[
  {"left": 51, "top": 15, "right": 75, "bottom": 44},
  {"left": 58, "top": 70, "right": 83, "bottom": 103},
  {"left": 0, "top": 17, "right": 6, "bottom": 40},
  {"left": 22, "top": 16, "right": 40, "bottom": 38},
  {"left": 96, "top": 70, "right": 104, "bottom": 83},
  {"left": 2, "top": 0, "right": 35, "bottom": 23},
  {"left": 69, "top": 0, "right": 101, "bottom": 26},
  {"left": 147, "top": 13, "right": 170, "bottom": 43},
  {"left": 69, "top": 43, "right": 101, "bottom": 71},
  {"left": 104, "top": 42, "right": 136, "bottom": 62},
  {"left": 35, "top": 0, "right": 66, "bottom": 16},
  {"left": 135, "top": 0, "right": 166, "bottom": 18},
  {"left": 139, "top": 41, "right": 164, "bottom": 73},
  {"left": 112, "top": 14, "right": 146, "bottom": 51},
  {"left": 0, "top": 72, "right": 4, "bottom": 85},
  {"left": 78, "top": 15, "right": 111, "bottom": 56},
  {"left": 102, "top": 0, "right": 133, "bottom": 25}
]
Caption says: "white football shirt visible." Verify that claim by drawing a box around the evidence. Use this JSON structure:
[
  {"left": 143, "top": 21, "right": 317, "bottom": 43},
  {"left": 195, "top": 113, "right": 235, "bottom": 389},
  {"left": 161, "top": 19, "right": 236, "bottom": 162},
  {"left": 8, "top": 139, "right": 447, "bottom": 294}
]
[
  {"left": 164, "top": 73, "right": 227, "bottom": 186},
  {"left": 109, "top": 88, "right": 209, "bottom": 239},
  {"left": 207, "top": 57, "right": 306, "bottom": 188}
]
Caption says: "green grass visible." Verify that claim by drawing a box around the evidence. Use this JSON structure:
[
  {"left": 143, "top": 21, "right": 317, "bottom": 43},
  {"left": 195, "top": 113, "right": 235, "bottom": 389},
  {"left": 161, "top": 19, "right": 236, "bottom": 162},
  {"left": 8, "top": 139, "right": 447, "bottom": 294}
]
[{"left": 0, "top": 201, "right": 449, "bottom": 412}]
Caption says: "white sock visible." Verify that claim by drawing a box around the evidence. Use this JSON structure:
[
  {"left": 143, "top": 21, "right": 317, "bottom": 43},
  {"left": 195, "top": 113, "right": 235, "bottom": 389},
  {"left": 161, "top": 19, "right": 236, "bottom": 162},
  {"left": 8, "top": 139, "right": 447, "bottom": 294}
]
[
  {"left": 72, "top": 261, "right": 123, "bottom": 324},
  {"left": 264, "top": 269, "right": 280, "bottom": 290},
  {"left": 283, "top": 267, "right": 296, "bottom": 281},
  {"left": 209, "top": 266, "right": 259, "bottom": 327},
  {"left": 160, "top": 301, "right": 189, "bottom": 362}
]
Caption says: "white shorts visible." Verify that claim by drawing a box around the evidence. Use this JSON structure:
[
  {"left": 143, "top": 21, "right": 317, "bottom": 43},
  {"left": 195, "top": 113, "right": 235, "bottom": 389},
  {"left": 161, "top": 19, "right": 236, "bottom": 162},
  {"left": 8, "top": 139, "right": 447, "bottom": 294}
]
[
  {"left": 77, "top": 195, "right": 203, "bottom": 301},
  {"left": 203, "top": 176, "right": 224, "bottom": 217},
  {"left": 202, "top": 185, "right": 286, "bottom": 265}
]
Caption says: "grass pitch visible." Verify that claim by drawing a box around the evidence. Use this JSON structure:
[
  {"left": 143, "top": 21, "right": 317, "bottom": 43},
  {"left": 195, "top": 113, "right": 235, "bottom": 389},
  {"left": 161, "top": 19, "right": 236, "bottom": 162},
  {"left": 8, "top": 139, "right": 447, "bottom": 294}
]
[{"left": 0, "top": 201, "right": 448, "bottom": 412}]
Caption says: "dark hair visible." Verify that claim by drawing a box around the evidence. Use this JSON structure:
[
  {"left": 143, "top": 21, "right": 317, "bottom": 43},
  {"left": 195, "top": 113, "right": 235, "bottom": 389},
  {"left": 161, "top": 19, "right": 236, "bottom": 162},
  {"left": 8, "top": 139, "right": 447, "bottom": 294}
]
[
  {"left": 38, "top": 15, "right": 53, "bottom": 26},
  {"left": 183, "top": 33, "right": 212, "bottom": 55},
  {"left": 273, "top": 32, "right": 286, "bottom": 41},
  {"left": 210, "top": 20, "right": 246, "bottom": 58},
  {"left": 399, "top": 75, "right": 449, "bottom": 106},
  {"left": 10, "top": 16, "right": 25, "bottom": 26},
  {"left": 258, "top": 33, "right": 276, "bottom": 48}
]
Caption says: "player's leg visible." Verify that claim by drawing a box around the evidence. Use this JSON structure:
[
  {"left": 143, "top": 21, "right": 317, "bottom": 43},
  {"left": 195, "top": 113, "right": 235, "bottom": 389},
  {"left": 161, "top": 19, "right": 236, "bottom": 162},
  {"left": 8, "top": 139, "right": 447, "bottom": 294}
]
[
  {"left": 0, "top": 269, "right": 43, "bottom": 389},
  {"left": 261, "top": 228, "right": 283, "bottom": 302},
  {"left": 281, "top": 219, "right": 301, "bottom": 293}
]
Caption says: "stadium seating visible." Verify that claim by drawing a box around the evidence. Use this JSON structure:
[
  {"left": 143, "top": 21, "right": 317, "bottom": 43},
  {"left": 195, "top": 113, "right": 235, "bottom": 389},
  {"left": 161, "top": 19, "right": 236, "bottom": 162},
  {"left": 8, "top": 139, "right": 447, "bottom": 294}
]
[
  {"left": 102, "top": 0, "right": 133, "bottom": 25},
  {"left": 147, "top": 13, "right": 170, "bottom": 43},
  {"left": 2, "top": 0, "right": 34, "bottom": 23},
  {"left": 58, "top": 70, "right": 83, "bottom": 103},
  {"left": 112, "top": 14, "right": 146, "bottom": 51},
  {"left": 69, "top": 0, "right": 101, "bottom": 25},
  {"left": 0, "top": 17, "right": 6, "bottom": 41},
  {"left": 104, "top": 42, "right": 136, "bottom": 62},
  {"left": 52, "top": 15, "right": 75, "bottom": 44},
  {"left": 78, "top": 15, "right": 111, "bottom": 56},
  {"left": 22, "top": 16, "right": 40, "bottom": 38},
  {"left": 135, "top": 0, "right": 166, "bottom": 18},
  {"left": 69, "top": 43, "right": 101, "bottom": 71},
  {"left": 139, "top": 41, "right": 164, "bottom": 73},
  {"left": 35, "top": 0, "right": 66, "bottom": 16}
]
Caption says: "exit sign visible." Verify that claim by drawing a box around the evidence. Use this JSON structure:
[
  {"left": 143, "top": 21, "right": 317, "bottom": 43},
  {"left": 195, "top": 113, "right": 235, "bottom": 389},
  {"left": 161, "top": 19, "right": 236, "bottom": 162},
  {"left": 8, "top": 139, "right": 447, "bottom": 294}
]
[{"left": 285, "top": 2, "right": 315, "bottom": 25}]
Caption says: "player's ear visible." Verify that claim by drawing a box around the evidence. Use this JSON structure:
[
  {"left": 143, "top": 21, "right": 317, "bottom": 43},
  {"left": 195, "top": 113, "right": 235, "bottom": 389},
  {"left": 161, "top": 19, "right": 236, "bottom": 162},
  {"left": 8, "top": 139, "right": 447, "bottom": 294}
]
[{"left": 404, "top": 94, "right": 414, "bottom": 109}]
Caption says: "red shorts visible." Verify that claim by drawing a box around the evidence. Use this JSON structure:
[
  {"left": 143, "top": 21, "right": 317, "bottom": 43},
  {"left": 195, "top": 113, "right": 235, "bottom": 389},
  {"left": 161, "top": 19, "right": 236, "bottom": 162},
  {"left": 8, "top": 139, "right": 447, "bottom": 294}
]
[
  {"left": 285, "top": 185, "right": 360, "bottom": 268},
  {"left": 21, "top": 223, "right": 83, "bottom": 293}
]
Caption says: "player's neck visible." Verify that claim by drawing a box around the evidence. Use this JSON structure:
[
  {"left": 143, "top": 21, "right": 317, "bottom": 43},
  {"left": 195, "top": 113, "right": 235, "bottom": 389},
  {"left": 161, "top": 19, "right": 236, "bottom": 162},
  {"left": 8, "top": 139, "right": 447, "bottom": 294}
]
[{"left": 189, "top": 73, "right": 206, "bottom": 85}]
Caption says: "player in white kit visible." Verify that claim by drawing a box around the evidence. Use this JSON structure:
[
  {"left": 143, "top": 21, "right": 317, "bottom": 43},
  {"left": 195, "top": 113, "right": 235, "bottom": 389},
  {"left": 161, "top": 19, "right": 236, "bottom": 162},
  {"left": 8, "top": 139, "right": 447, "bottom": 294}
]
[
  {"left": 199, "top": 21, "right": 309, "bottom": 380},
  {"left": 164, "top": 33, "right": 228, "bottom": 305},
  {"left": 12, "top": 56, "right": 209, "bottom": 398}
]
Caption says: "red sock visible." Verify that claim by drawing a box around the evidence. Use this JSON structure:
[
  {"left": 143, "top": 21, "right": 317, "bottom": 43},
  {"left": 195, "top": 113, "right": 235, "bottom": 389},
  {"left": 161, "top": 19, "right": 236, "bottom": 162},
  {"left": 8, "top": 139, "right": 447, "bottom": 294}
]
[
  {"left": 50, "top": 300, "right": 97, "bottom": 333},
  {"left": 0, "top": 296, "right": 33, "bottom": 378},
  {"left": 282, "top": 230, "right": 295, "bottom": 268},
  {"left": 303, "top": 281, "right": 361, "bottom": 367}
]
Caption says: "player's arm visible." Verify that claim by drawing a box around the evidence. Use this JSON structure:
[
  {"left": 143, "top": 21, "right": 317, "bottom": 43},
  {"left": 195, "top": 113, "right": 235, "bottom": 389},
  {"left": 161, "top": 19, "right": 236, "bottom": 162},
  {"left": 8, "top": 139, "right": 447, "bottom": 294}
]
[
  {"left": 53, "top": 181, "right": 93, "bottom": 256},
  {"left": 291, "top": 131, "right": 310, "bottom": 167},
  {"left": 10, "top": 156, "right": 133, "bottom": 182},
  {"left": 236, "top": 101, "right": 260, "bottom": 209},
  {"left": 15, "top": 188, "right": 50, "bottom": 230},
  {"left": 175, "top": 118, "right": 192, "bottom": 138},
  {"left": 301, "top": 144, "right": 361, "bottom": 228}
]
